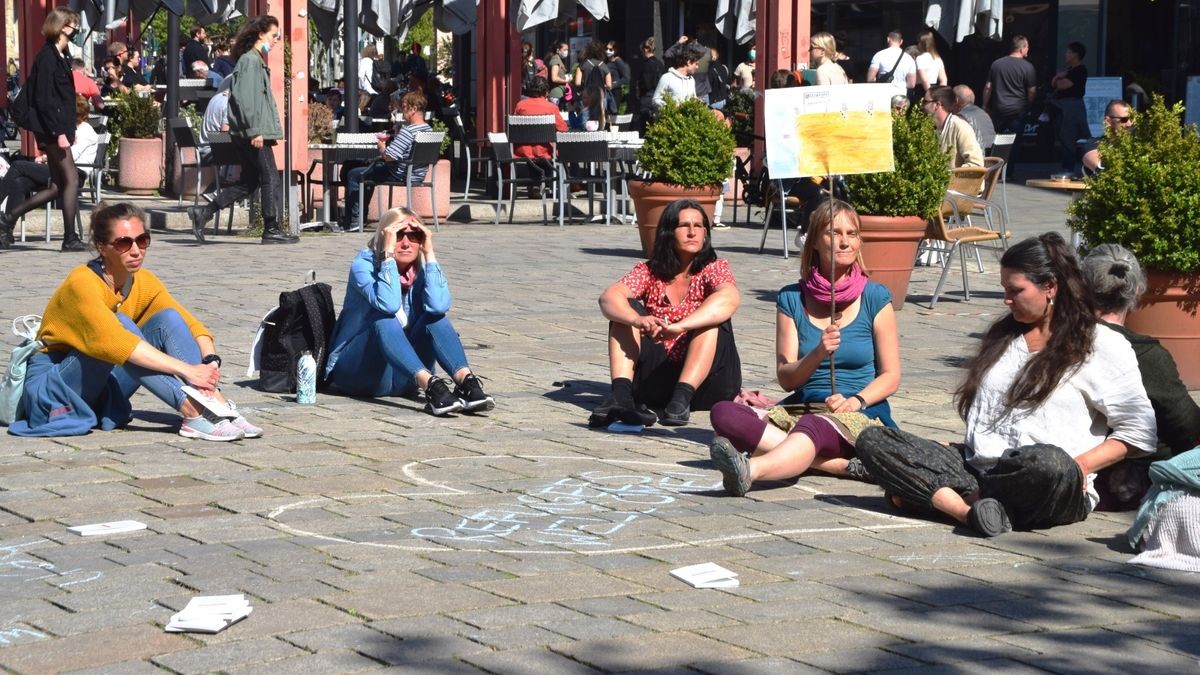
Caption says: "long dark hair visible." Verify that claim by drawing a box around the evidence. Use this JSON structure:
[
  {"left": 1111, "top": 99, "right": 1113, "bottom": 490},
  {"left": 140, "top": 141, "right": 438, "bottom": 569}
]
[
  {"left": 646, "top": 199, "right": 717, "bottom": 280},
  {"left": 231, "top": 15, "right": 278, "bottom": 61},
  {"left": 954, "top": 233, "right": 1096, "bottom": 419}
]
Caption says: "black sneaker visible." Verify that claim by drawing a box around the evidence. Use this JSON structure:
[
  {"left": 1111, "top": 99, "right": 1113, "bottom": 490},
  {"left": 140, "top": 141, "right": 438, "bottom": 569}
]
[
  {"left": 618, "top": 402, "right": 658, "bottom": 427},
  {"left": 424, "top": 376, "right": 464, "bottom": 416},
  {"left": 659, "top": 401, "right": 690, "bottom": 427},
  {"left": 262, "top": 228, "right": 300, "bottom": 244},
  {"left": 968, "top": 498, "right": 1012, "bottom": 537},
  {"left": 60, "top": 237, "right": 87, "bottom": 252},
  {"left": 587, "top": 396, "right": 618, "bottom": 427},
  {"left": 0, "top": 212, "right": 14, "bottom": 249},
  {"left": 186, "top": 205, "right": 208, "bottom": 243},
  {"left": 454, "top": 374, "right": 495, "bottom": 412}
]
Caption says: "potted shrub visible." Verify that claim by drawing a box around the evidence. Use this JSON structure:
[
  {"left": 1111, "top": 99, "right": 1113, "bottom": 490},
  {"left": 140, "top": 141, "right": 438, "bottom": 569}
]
[
  {"left": 631, "top": 97, "right": 735, "bottom": 256},
  {"left": 844, "top": 108, "right": 950, "bottom": 309},
  {"left": 111, "top": 91, "right": 164, "bottom": 195},
  {"left": 1069, "top": 94, "right": 1200, "bottom": 386}
]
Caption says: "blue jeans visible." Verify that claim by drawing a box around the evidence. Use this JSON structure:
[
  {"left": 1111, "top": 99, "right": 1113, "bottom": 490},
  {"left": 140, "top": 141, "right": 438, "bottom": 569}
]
[
  {"left": 345, "top": 161, "right": 400, "bottom": 223},
  {"left": 328, "top": 313, "right": 470, "bottom": 397},
  {"left": 50, "top": 308, "right": 199, "bottom": 411}
]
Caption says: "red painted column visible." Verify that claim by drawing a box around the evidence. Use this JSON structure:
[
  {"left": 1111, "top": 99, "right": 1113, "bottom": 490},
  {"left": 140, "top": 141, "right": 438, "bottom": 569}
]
[
  {"left": 753, "top": 0, "right": 808, "bottom": 165},
  {"left": 475, "top": 0, "right": 521, "bottom": 137}
]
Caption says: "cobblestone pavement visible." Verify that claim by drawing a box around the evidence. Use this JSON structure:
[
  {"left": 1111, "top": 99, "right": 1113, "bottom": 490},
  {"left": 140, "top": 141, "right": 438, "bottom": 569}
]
[{"left": 0, "top": 184, "right": 1197, "bottom": 673}]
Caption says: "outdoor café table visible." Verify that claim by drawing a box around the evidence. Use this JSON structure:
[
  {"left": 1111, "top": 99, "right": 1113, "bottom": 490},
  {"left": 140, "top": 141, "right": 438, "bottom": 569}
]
[
  {"left": 302, "top": 143, "right": 380, "bottom": 231},
  {"left": 1026, "top": 177, "right": 1089, "bottom": 246}
]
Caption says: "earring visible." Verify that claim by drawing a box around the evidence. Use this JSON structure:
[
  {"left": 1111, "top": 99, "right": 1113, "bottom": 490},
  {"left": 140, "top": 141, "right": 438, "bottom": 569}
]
[{"left": 1049, "top": 298, "right": 1054, "bottom": 308}]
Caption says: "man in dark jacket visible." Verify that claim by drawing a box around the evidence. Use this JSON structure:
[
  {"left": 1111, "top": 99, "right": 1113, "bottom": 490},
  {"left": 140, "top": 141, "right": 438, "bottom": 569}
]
[{"left": 181, "top": 25, "right": 211, "bottom": 75}]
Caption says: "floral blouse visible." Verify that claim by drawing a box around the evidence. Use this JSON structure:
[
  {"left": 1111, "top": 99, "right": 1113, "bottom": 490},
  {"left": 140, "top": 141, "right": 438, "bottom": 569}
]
[{"left": 618, "top": 259, "right": 736, "bottom": 362}]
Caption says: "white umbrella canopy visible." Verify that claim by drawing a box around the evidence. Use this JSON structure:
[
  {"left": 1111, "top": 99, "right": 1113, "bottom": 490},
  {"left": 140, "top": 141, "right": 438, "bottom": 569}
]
[
  {"left": 715, "top": 0, "right": 755, "bottom": 45},
  {"left": 435, "top": 0, "right": 477, "bottom": 35},
  {"left": 512, "top": 0, "right": 608, "bottom": 32}
]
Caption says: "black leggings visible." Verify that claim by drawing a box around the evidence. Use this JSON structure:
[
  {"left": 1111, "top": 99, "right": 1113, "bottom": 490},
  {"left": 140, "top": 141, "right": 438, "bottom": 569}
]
[
  {"left": 856, "top": 427, "right": 1090, "bottom": 530},
  {"left": 10, "top": 142, "right": 79, "bottom": 238}
]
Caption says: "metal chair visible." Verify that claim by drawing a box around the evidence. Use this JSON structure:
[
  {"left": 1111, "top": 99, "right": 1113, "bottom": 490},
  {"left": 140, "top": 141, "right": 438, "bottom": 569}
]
[
  {"left": 611, "top": 113, "right": 633, "bottom": 131},
  {"left": 918, "top": 196, "right": 1007, "bottom": 309},
  {"left": 358, "top": 130, "right": 446, "bottom": 232},
  {"left": 486, "top": 132, "right": 553, "bottom": 226},
  {"left": 441, "top": 109, "right": 491, "bottom": 202},
  {"left": 554, "top": 131, "right": 618, "bottom": 227},
  {"left": 168, "top": 118, "right": 204, "bottom": 209},
  {"left": 25, "top": 134, "right": 111, "bottom": 243},
  {"left": 989, "top": 133, "right": 1016, "bottom": 225},
  {"left": 203, "top": 131, "right": 241, "bottom": 235}
]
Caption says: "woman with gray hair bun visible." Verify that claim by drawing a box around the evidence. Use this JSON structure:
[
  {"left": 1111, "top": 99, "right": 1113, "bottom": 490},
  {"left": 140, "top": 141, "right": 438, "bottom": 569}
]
[{"left": 1082, "top": 244, "right": 1200, "bottom": 509}]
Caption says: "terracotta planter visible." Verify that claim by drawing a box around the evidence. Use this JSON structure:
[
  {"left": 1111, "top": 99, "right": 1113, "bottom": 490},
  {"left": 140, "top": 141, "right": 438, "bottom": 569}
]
[
  {"left": 629, "top": 180, "right": 722, "bottom": 258},
  {"left": 171, "top": 145, "right": 216, "bottom": 197},
  {"left": 117, "top": 137, "right": 164, "bottom": 195},
  {"left": 858, "top": 214, "right": 928, "bottom": 311},
  {"left": 1125, "top": 269, "right": 1200, "bottom": 389},
  {"left": 366, "top": 159, "right": 451, "bottom": 223}
]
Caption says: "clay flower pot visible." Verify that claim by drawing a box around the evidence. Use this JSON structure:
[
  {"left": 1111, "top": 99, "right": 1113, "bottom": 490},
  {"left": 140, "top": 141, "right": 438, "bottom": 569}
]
[
  {"left": 629, "top": 180, "right": 722, "bottom": 258},
  {"left": 858, "top": 214, "right": 928, "bottom": 311},
  {"left": 117, "top": 136, "right": 164, "bottom": 196},
  {"left": 1125, "top": 269, "right": 1200, "bottom": 388}
]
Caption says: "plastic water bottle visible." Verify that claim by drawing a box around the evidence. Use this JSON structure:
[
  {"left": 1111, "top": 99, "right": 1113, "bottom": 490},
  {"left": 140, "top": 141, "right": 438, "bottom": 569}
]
[{"left": 296, "top": 351, "right": 317, "bottom": 404}]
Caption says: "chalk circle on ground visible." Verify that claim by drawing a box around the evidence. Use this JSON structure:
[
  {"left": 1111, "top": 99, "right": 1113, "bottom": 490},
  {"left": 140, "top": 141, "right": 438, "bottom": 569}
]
[{"left": 266, "top": 454, "right": 927, "bottom": 555}]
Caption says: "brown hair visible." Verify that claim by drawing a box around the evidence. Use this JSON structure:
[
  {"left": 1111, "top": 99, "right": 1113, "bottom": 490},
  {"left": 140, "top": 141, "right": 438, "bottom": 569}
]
[
  {"left": 89, "top": 202, "right": 147, "bottom": 251},
  {"left": 75, "top": 95, "right": 89, "bottom": 124},
  {"left": 43, "top": 7, "right": 80, "bottom": 41},
  {"left": 917, "top": 31, "right": 940, "bottom": 60},
  {"left": 232, "top": 15, "right": 279, "bottom": 60},
  {"left": 400, "top": 89, "right": 427, "bottom": 113},
  {"left": 799, "top": 199, "right": 868, "bottom": 280}
]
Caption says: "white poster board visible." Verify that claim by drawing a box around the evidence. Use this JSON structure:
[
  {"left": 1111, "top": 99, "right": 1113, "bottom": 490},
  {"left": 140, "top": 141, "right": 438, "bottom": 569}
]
[
  {"left": 1186, "top": 77, "right": 1200, "bottom": 131},
  {"left": 1084, "top": 77, "right": 1124, "bottom": 137},
  {"left": 763, "top": 84, "right": 896, "bottom": 180}
]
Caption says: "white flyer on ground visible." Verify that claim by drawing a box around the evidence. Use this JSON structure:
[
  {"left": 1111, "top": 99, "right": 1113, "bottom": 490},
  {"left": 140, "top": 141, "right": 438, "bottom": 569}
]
[
  {"left": 66, "top": 520, "right": 148, "bottom": 536},
  {"left": 165, "top": 594, "right": 253, "bottom": 633},
  {"left": 670, "top": 562, "right": 740, "bottom": 588},
  {"left": 179, "top": 385, "right": 238, "bottom": 419}
]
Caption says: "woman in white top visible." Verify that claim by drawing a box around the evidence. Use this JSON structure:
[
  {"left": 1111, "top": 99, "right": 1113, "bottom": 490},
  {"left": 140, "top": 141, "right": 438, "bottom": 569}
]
[
  {"left": 857, "top": 233, "right": 1157, "bottom": 537},
  {"left": 810, "top": 33, "right": 848, "bottom": 86},
  {"left": 914, "top": 31, "right": 947, "bottom": 96},
  {"left": 358, "top": 44, "right": 379, "bottom": 97}
]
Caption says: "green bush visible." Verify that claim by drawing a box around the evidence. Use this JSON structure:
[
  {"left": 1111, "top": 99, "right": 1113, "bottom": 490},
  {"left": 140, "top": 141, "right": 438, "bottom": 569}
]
[
  {"left": 724, "top": 89, "right": 755, "bottom": 146},
  {"left": 844, "top": 108, "right": 949, "bottom": 219},
  {"left": 111, "top": 92, "right": 161, "bottom": 140},
  {"left": 637, "top": 97, "right": 735, "bottom": 187},
  {"left": 1069, "top": 95, "right": 1200, "bottom": 273}
]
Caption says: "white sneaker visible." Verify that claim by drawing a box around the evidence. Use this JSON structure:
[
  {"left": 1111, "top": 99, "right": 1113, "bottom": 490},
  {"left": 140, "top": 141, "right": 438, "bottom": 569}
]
[
  {"left": 225, "top": 401, "right": 263, "bottom": 439},
  {"left": 179, "top": 416, "right": 245, "bottom": 442}
]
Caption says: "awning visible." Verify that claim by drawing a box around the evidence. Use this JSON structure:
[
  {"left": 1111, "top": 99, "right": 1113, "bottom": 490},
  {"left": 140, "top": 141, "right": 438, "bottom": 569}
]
[
  {"left": 716, "top": 0, "right": 755, "bottom": 46},
  {"left": 925, "top": 0, "right": 1003, "bottom": 43},
  {"left": 435, "top": 0, "right": 478, "bottom": 35},
  {"left": 513, "top": 0, "right": 608, "bottom": 33}
]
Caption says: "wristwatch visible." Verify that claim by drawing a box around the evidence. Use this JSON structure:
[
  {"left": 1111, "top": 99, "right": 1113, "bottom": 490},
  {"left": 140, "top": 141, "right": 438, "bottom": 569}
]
[{"left": 201, "top": 354, "right": 222, "bottom": 368}]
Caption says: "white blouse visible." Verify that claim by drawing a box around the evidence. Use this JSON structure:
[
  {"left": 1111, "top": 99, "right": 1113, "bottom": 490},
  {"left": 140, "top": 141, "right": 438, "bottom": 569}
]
[
  {"left": 915, "top": 53, "right": 944, "bottom": 87},
  {"left": 963, "top": 323, "right": 1157, "bottom": 509}
]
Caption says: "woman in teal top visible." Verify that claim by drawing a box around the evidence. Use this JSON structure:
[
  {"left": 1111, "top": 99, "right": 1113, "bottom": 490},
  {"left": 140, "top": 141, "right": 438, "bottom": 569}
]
[{"left": 708, "top": 199, "right": 901, "bottom": 496}]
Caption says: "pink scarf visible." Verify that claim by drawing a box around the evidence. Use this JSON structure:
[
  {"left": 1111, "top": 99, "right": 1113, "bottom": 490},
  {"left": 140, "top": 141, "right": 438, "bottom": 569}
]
[
  {"left": 804, "top": 264, "right": 868, "bottom": 305},
  {"left": 398, "top": 264, "right": 417, "bottom": 292}
]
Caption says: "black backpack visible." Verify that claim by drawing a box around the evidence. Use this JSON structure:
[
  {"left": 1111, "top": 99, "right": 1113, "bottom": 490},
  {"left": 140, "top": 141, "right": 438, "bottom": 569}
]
[
  {"left": 255, "top": 275, "right": 337, "bottom": 393},
  {"left": 583, "top": 59, "right": 607, "bottom": 92}
]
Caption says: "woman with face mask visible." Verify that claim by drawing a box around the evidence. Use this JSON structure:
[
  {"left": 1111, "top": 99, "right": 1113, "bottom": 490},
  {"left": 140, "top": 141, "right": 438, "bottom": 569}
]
[
  {"left": 604, "top": 41, "right": 630, "bottom": 113},
  {"left": 186, "top": 15, "right": 298, "bottom": 246},
  {"left": 546, "top": 42, "right": 570, "bottom": 106},
  {"left": 0, "top": 6, "right": 84, "bottom": 251}
]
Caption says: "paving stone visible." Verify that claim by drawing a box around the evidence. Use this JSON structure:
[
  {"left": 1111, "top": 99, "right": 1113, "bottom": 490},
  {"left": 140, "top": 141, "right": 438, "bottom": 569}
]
[
  {"left": 0, "top": 623, "right": 190, "bottom": 673},
  {"left": 542, "top": 616, "right": 646, "bottom": 641},
  {"left": 698, "top": 618, "right": 896, "bottom": 656},
  {"left": 472, "top": 571, "right": 650, "bottom": 603},
  {"left": 222, "top": 650, "right": 385, "bottom": 674},
  {"left": 450, "top": 602, "right": 590, "bottom": 629},
  {"left": 152, "top": 636, "right": 307, "bottom": 674},
  {"left": 463, "top": 625, "right": 569, "bottom": 650},
  {"left": 794, "top": 648, "right": 928, "bottom": 673},
  {"left": 991, "top": 626, "right": 1200, "bottom": 671},
  {"left": 558, "top": 631, "right": 755, "bottom": 671},
  {"left": 190, "top": 599, "right": 356, "bottom": 643},
  {"left": 690, "top": 657, "right": 828, "bottom": 674}
]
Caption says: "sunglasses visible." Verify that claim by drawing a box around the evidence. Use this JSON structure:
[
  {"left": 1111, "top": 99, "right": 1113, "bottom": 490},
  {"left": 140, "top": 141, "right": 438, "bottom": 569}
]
[
  {"left": 107, "top": 233, "right": 151, "bottom": 252},
  {"left": 1107, "top": 115, "right": 1131, "bottom": 123},
  {"left": 396, "top": 229, "right": 425, "bottom": 243}
]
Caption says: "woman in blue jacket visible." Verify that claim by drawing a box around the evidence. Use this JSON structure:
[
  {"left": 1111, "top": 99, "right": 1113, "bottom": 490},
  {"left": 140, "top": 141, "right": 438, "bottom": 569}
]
[{"left": 324, "top": 207, "right": 494, "bottom": 416}]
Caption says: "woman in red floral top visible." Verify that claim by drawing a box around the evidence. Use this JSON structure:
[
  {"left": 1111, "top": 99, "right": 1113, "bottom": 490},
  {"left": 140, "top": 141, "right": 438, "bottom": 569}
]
[{"left": 589, "top": 199, "right": 742, "bottom": 428}]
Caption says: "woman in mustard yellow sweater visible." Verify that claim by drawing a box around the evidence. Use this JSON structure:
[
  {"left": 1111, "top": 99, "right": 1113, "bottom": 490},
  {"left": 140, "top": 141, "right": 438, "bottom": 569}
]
[{"left": 8, "top": 202, "right": 261, "bottom": 440}]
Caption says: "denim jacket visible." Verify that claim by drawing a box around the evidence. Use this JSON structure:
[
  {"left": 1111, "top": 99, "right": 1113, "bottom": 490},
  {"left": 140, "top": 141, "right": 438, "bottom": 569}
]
[{"left": 228, "top": 50, "right": 282, "bottom": 140}]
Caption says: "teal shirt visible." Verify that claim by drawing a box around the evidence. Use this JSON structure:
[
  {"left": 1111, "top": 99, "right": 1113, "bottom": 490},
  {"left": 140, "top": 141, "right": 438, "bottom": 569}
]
[{"left": 776, "top": 280, "right": 895, "bottom": 425}]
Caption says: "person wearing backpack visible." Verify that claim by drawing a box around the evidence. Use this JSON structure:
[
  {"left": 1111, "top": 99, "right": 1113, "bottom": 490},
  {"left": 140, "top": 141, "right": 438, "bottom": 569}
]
[
  {"left": 573, "top": 41, "right": 612, "bottom": 109},
  {"left": 324, "top": 207, "right": 495, "bottom": 416},
  {"left": 8, "top": 202, "right": 261, "bottom": 441}
]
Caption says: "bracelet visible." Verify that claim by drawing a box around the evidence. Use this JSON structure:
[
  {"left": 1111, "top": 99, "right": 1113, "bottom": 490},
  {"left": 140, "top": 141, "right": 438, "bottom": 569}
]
[
  {"left": 851, "top": 394, "right": 867, "bottom": 408},
  {"left": 201, "top": 354, "right": 222, "bottom": 368}
]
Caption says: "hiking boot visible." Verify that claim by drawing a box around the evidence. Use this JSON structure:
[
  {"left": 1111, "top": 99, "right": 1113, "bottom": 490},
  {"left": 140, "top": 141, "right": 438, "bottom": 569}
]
[
  {"left": 179, "top": 416, "right": 245, "bottom": 442},
  {"left": 186, "top": 205, "right": 208, "bottom": 243},
  {"left": 225, "top": 401, "right": 263, "bottom": 439},
  {"left": 424, "top": 376, "right": 464, "bottom": 416},
  {"left": 709, "top": 436, "right": 752, "bottom": 497},
  {"left": 659, "top": 400, "right": 690, "bottom": 427},
  {"left": 261, "top": 228, "right": 300, "bottom": 245},
  {"left": 454, "top": 374, "right": 495, "bottom": 412},
  {"left": 844, "top": 457, "right": 876, "bottom": 483},
  {"left": 967, "top": 497, "right": 1012, "bottom": 537}
]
